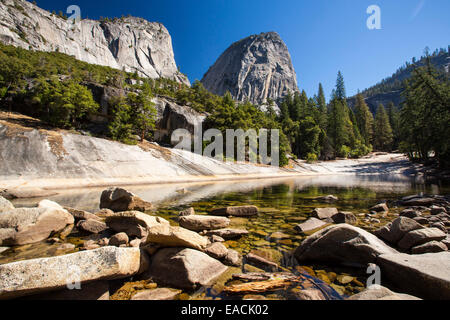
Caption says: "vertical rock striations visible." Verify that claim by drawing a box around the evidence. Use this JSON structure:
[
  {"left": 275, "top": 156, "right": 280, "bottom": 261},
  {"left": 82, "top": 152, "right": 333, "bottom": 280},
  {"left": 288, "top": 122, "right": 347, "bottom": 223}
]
[
  {"left": 201, "top": 32, "right": 298, "bottom": 105},
  {"left": 0, "top": 0, "right": 189, "bottom": 85}
]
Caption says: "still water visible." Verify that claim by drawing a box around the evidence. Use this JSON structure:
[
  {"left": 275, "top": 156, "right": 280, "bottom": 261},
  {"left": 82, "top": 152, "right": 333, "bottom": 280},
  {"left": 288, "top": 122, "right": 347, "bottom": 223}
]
[{"left": 4, "top": 174, "right": 449, "bottom": 300}]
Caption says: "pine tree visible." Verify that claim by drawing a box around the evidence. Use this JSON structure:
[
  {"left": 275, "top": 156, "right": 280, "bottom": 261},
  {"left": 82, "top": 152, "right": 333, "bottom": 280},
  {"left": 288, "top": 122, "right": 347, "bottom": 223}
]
[
  {"left": 335, "top": 71, "right": 346, "bottom": 100},
  {"left": 373, "top": 104, "right": 393, "bottom": 151},
  {"left": 386, "top": 102, "right": 400, "bottom": 150},
  {"left": 354, "top": 93, "right": 374, "bottom": 146}
]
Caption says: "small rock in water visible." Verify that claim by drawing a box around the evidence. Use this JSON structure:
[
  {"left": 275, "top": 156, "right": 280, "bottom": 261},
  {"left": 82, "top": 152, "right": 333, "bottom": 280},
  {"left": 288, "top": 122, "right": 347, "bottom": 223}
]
[
  {"left": 178, "top": 207, "right": 195, "bottom": 217},
  {"left": 100, "top": 187, "right": 152, "bottom": 212},
  {"left": 223, "top": 249, "right": 242, "bottom": 267},
  {"left": 77, "top": 219, "right": 109, "bottom": 234},
  {"left": 397, "top": 228, "right": 446, "bottom": 250},
  {"left": 370, "top": 203, "right": 389, "bottom": 213},
  {"left": 332, "top": 212, "right": 357, "bottom": 225},
  {"left": 210, "top": 206, "right": 258, "bottom": 217},
  {"left": 311, "top": 207, "right": 338, "bottom": 220},
  {"left": 131, "top": 288, "right": 181, "bottom": 300},
  {"left": 294, "top": 217, "right": 328, "bottom": 234},
  {"left": 204, "top": 242, "right": 228, "bottom": 260},
  {"left": 313, "top": 195, "right": 338, "bottom": 203}
]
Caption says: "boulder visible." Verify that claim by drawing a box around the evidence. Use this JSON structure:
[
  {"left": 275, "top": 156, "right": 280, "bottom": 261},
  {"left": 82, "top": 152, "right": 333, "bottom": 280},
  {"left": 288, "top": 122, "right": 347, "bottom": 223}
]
[
  {"left": 402, "top": 197, "right": 435, "bottom": 207},
  {"left": 374, "top": 217, "right": 424, "bottom": 245},
  {"left": 131, "top": 288, "right": 181, "bottom": 300},
  {"left": 178, "top": 207, "right": 195, "bottom": 217},
  {"left": 332, "top": 212, "right": 357, "bottom": 225},
  {"left": 145, "top": 248, "right": 228, "bottom": 290},
  {"left": 146, "top": 225, "right": 208, "bottom": 250},
  {"left": 109, "top": 233, "right": 129, "bottom": 247},
  {"left": 105, "top": 211, "right": 169, "bottom": 238},
  {"left": 443, "top": 236, "right": 450, "bottom": 250},
  {"left": 178, "top": 215, "right": 230, "bottom": 232},
  {"left": 0, "top": 196, "right": 14, "bottom": 213},
  {"left": 370, "top": 203, "right": 389, "bottom": 213},
  {"left": 347, "top": 285, "right": 421, "bottom": 300},
  {"left": 0, "top": 246, "right": 149, "bottom": 299},
  {"left": 204, "top": 242, "right": 228, "bottom": 260},
  {"left": 0, "top": 207, "right": 74, "bottom": 246},
  {"left": 411, "top": 241, "right": 448, "bottom": 254},
  {"left": 398, "top": 228, "right": 447, "bottom": 250},
  {"left": 431, "top": 206, "right": 446, "bottom": 215},
  {"left": 210, "top": 206, "right": 258, "bottom": 217},
  {"left": 294, "top": 224, "right": 398, "bottom": 266},
  {"left": 64, "top": 207, "right": 101, "bottom": 222},
  {"left": 311, "top": 208, "right": 338, "bottom": 220},
  {"left": 204, "top": 228, "right": 249, "bottom": 240},
  {"left": 400, "top": 209, "right": 421, "bottom": 219},
  {"left": 223, "top": 249, "right": 242, "bottom": 267},
  {"left": 209, "top": 235, "right": 225, "bottom": 243},
  {"left": 294, "top": 218, "right": 328, "bottom": 234},
  {"left": 430, "top": 222, "right": 447, "bottom": 233},
  {"left": 100, "top": 187, "right": 152, "bottom": 212},
  {"left": 377, "top": 252, "right": 450, "bottom": 300},
  {"left": 76, "top": 219, "right": 108, "bottom": 234}
]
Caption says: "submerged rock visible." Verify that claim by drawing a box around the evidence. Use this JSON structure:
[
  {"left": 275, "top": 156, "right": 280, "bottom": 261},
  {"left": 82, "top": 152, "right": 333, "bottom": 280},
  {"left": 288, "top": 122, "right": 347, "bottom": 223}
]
[
  {"left": 0, "top": 246, "right": 149, "bottom": 299},
  {"left": 131, "top": 288, "right": 181, "bottom": 300},
  {"left": 178, "top": 215, "right": 230, "bottom": 231},
  {"left": 204, "top": 228, "right": 249, "bottom": 240},
  {"left": 294, "top": 224, "right": 398, "bottom": 266},
  {"left": 348, "top": 285, "right": 421, "bottom": 300},
  {"left": 210, "top": 206, "right": 258, "bottom": 217},
  {"left": 377, "top": 252, "right": 450, "bottom": 300},
  {"left": 100, "top": 188, "right": 152, "bottom": 212},
  {"left": 145, "top": 248, "right": 228, "bottom": 290},
  {"left": 313, "top": 195, "right": 339, "bottom": 203},
  {"left": 0, "top": 207, "right": 74, "bottom": 246}
]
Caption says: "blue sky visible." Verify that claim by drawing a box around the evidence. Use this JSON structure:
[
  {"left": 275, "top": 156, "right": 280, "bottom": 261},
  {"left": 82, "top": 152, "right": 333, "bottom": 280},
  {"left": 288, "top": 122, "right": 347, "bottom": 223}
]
[{"left": 32, "top": 0, "right": 449, "bottom": 100}]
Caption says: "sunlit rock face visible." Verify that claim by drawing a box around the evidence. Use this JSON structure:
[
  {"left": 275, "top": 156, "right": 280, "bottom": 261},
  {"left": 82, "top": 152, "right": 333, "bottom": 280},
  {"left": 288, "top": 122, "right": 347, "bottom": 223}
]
[
  {"left": 0, "top": 0, "right": 189, "bottom": 85},
  {"left": 201, "top": 32, "right": 298, "bottom": 105}
]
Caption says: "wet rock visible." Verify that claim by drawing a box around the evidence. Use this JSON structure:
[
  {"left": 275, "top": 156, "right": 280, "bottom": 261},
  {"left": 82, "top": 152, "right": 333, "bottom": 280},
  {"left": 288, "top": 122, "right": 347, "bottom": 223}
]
[
  {"left": 204, "top": 242, "right": 228, "bottom": 260},
  {"left": 294, "top": 224, "right": 398, "bottom": 266},
  {"left": 402, "top": 197, "right": 435, "bottom": 207},
  {"left": 210, "top": 206, "right": 258, "bottom": 217},
  {"left": 64, "top": 207, "right": 101, "bottom": 222},
  {"left": 100, "top": 187, "right": 152, "bottom": 212},
  {"left": 430, "top": 222, "right": 447, "bottom": 233},
  {"left": 0, "top": 247, "right": 9, "bottom": 254},
  {"left": 430, "top": 206, "right": 446, "bottom": 215},
  {"left": 377, "top": 252, "right": 450, "bottom": 300},
  {"left": 0, "top": 247, "right": 149, "bottom": 299},
  {"left": 294, "top": 288, "right": 327, "bottom": 300},
  {"left": 411, "top": 241, "right": 448, "bottom": 254},
  {"left": 400, "top": 209, "right": 421, "bottom": 219},
  {"left": 370, "top": 203, "right": 389, "bottom": 213},
  {"left": 179, "top": 215, "right": 230, "bottom": 232},
  {"left": 413, "top": 217, "right": 429, "bottom": 225},
  {"left": 109, "top": 233, "right": 129, "bottom": 247},
  {"left": 145, "top": 248, "right": 227, "bottom": 290},
  {"left": 348, "top": 285, "right": 421, "bottom": 300},
  {"left": 178, "top": 207, "right": 195, "bottom": 217},
  {"left": 146, "top": 225, "right": 208, "bottom": 250},
  {"left": 76, "top": 219, "right": 108, "bottom": 234},
  {"left": 204, "top": 228, "right": 249, "bottom": 240},
  {"left": 397, "top": 228, "right": 447, "bottom": 250},
  {"left": 0, "top": 196, "right": 14, "bottom": 213},
  {"left": 269, "top": 232, "right": 290, "bottom": 240},
  {"left": 294, "top": 218, "right": 328, "bottom": 234},
  {"left": 311, "top": 207, "right": 338, "bottom": 220},
  {"left": 131, "top": 288, "right": 181, "bottom": 300},
  {"left": 332, "top": 212, "right": 357, "bottom": 225},
  {"left": 105, "top": 211, "right": 169, "bottom": 238},
  {"left": 374, "top": 217, "right": 424, "bottom": 245},
  {"left": 223, "top": 249, "right": 242, "bottom": 267},
  {"left": 313, "top": 195, "right": 339, "bottom": 203},
  {"left": 0, "top": 207, "right": 74, "bottom": 246}
]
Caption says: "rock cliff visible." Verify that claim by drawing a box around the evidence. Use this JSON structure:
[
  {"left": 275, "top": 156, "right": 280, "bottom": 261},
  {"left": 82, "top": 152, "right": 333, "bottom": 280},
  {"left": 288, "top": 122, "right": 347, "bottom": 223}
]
[
  {"left": 0, "top": 0, "right": 189, "bottom": 84},
  {"left": 201, "top": 32, "right": 298, "bottom": 105}
]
